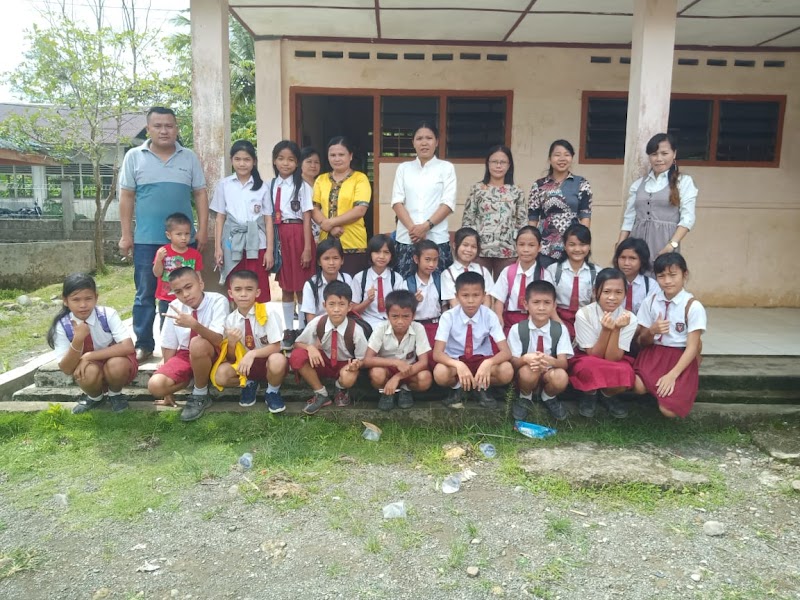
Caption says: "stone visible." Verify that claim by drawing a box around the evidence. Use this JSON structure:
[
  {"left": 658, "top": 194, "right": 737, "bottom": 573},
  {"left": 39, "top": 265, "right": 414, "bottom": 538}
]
[
  {"left": 752, "top": 429, "right": 800, "bottom": 465},
  {"left": 443, "top": 444, "right": 467, "bottom": 461},
  {"left": 518, "top": 444, "right": 709, "bottom": 490},
  {"left": 0, "top": 557, "right": 13, "bottom": 571},
  {"left": 738, "top": 458, "right": 753, "bottom": 468},
  {"left": 691, "top": 573, "right": 702, "bottom": 582},
  {"left": 227, "top": 484, "right": 239, "bottom": 495},
  {"left": 53, "top": 493, "right": 69, "bottom": 507},
  {"left": 16, "top": 295, "right": 31, "bottom": 306},
  {"left": 4, "top": 303, "right": 21, "bottom": 312},
  {"left": 757, "top": 471, "right": 783, "bottom": 488},
  {"left": 703, "top": 521, "right": 726, "bottom": 537},
  {"left": 791, "top": 480, "right": 800, "bottom": 492},
  {"left": 466, "top": 566, "right": 480, "bottom": 578},
  {"left": 92, "top": 589, "right": 112, "bottom": 600},
  {"left": 491, "top": 585, "right": 504, "bottom": 596},
  {"left": 470, "top": 538, "right": 481, "bottom": 545}
]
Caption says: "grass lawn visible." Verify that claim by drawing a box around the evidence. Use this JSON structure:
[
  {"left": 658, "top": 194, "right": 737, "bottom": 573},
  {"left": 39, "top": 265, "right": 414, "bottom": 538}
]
[
  {"left": 0, "top": 265, "right": 135, "bottom": 373},
  {"left": 0, "top": 407, "right": 753, "bottom": 526}
]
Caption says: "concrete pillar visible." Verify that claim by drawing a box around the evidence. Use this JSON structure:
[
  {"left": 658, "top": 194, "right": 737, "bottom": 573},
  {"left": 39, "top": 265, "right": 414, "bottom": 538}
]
[
  {"left": 31, "top": 165, "right": 46, "bottom": 209},
  {"left": 190, "top": 0, "right": 230, "bottom": 291},
  {"left": 620, "top": 0, "right": 677, "bottom": 213},
  {"left": 255, "top": 39, "right": 284, "bottom": 155},
  {"left": 61, "top": 178, "right": 74, "bottom": 239}
]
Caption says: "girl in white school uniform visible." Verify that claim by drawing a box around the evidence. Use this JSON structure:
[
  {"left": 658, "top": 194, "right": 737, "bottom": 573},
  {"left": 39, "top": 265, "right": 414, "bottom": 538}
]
[
  {"left": 351, "top": 233, "right": 407, "bottom": 328},
  {"left": 442, "top": 227, "right": 494, "bottom": 309},
  {"left": 545, "top": 223, "right": 599, "bottom": 340},
  {"left": 569, "top": 268, "right": 637, "bottom": 420},
  {"left": 213, "top": 140, "right": 273, "bottom": 302},
  {"left": 270, "top": 140, "right": 316, "bottom": 340},
  {"left": 633, "top": 253, "right": 706, "bottom": 418},
  {"left": 490, "top": 225, "right": 548, "bottom": 334},
  {"left": 613, "top": 237, "right": 657, "bottom": 314},
  {"left": 47, "top": 273, "right": 137, "bottom": 415},
  {"left": 300, "top": 237, "right": 353, "bottom": 324}
]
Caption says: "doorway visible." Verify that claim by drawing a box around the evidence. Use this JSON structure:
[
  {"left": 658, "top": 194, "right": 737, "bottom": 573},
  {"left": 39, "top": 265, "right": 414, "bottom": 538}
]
[{"left": 296, "top": 95, "right": 375, "bottom": 239}]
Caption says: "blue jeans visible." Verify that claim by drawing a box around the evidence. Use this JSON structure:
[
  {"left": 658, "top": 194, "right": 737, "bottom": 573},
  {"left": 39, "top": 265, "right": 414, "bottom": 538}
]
[{"left": 133, "top": 244, "right": 160, "bottom": 352}]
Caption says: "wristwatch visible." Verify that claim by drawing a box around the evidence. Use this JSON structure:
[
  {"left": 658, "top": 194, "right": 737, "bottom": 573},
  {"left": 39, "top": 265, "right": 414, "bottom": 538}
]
[
  {"left": 669, "top": 240, "right": 679, "bottom": 250},
  {"left": 427, "top": 219, "right": 435, "bottom": 229}
]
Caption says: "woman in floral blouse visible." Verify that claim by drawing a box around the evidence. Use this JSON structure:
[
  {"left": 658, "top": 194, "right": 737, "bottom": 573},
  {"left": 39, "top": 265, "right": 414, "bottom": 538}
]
[
  {"left": 528, "top": 139, "right": 593, "bottom": 267},
  {"left": 462, "top": 145, "right": 528, "bottom": 278}
]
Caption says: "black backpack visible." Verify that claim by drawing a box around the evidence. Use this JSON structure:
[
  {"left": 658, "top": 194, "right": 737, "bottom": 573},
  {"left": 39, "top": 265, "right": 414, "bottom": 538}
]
[
  {"left": 517, "top": 320, "right": 563, "bottom": 357},
  {"left": 405, "top": 271, "right": 442, "bottom": 303}
]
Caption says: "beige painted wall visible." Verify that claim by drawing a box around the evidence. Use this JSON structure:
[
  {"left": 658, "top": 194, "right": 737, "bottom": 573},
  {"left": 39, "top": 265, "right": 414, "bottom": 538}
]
[{"left": 271, "top": 41, "right": 799, "bottom": 306}]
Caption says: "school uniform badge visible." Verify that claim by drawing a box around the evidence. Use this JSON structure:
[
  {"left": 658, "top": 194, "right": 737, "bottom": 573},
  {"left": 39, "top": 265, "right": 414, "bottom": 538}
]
[
  {"left": 253, "top": 204, "right": 261, "bottom": 214},
  {"left": 259, "top": 335, "right": 269, "bottom": 345},
  {"left": 676, "top": 322, "right": 686, "bottom": 333}
]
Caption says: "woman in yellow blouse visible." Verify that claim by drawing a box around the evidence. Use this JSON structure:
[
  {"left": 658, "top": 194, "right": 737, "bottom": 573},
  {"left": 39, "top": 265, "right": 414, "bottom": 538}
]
[{"left": 312, "top": 136, "right": 372, "bottom": 275}]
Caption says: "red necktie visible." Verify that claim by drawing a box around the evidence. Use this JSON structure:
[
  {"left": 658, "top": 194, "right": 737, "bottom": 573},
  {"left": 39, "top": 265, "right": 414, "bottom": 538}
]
[
  {"left": 536, "top": 333, "right": 544, "bottom": 353},
  {"left": 82, "top": 330, "right": 95, "bottom": 353},
  {"left": 657, "top": 301, "right": 670, "bottom": 341},
  {"left": 625, "top": 285, "right": 633, "bottom": 311},
  {"left": 274, "top": 185, "right": 282, "bottom": 224},
  {"left": 517, "top": 273, "right": 527, "bottom": 311},
  {"left": 377, "top": 276, "right": 385, "bottom": 313},
  {"left": 244, "top": 317, "right": 255, "bottom": 350},
  {"left": 190, "top": 309, "right": 198, "bottom": 339},
  {"left": 569, "top": 274, "right": 580, "bottom": 311},
  {"left": 330, "top": 328, "right": 339, "bottom": 364},
  {"left": 464, "top": 322, "right": 474, "bottom": 358}
]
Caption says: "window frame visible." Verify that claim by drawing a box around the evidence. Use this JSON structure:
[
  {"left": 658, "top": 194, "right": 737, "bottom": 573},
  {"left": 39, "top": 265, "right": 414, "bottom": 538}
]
[{"left": 579, "top": 91, "right": 786, "bottom": 168}]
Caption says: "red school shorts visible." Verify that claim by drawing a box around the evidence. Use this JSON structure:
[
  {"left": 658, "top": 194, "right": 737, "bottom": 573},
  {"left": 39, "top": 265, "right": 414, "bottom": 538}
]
[
  {"left": 154, "top": 350, "right": 194, "bottom": 385},
  {"left": 289, "top": 347, "right": 346, "bottom": 379}
]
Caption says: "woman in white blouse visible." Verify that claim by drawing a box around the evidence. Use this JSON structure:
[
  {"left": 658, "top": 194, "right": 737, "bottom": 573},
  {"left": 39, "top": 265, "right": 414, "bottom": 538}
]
[
  {"left": 617, "top": 133, "right": 698, "bottom": 271},
  {"left": 391, "top": 121, "right": 457, "bottom": 278}
]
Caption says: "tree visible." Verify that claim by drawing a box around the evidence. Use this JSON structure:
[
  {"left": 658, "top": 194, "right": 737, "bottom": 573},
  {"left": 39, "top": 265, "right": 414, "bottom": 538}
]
[{"left": 0, "top": 2, "right": 182, "bottom": 271}]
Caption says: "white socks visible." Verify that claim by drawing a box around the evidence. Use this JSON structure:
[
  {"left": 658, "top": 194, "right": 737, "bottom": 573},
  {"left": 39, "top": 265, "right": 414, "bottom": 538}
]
[{"left": 282, "top": 302, "right": 295, "bottom": 330}]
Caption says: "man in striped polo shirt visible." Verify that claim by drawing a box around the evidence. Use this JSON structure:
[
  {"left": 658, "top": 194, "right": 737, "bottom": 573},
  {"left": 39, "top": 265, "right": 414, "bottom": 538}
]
[{"left": 118, "top": 107, "right": 209, "bottom": 362}]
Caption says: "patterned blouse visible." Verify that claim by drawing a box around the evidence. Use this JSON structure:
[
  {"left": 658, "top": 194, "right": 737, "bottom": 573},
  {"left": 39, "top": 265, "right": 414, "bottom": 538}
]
[
  {"left": 528, "top": 173, "right": 593, "bottom": 261},
  {"left": 462, "top": 182, "right": 528, "bottom": 259}
]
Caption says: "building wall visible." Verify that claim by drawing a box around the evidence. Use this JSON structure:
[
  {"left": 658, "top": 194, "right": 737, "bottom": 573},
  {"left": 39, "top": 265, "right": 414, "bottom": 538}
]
[{"left": 274, "top": 41, "right": 799, "bottom": 306}]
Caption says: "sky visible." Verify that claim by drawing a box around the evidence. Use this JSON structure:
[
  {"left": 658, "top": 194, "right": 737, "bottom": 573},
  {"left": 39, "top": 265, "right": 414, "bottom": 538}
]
[{"left": 0, "top": 0, "right": 190, "bottom": 103}]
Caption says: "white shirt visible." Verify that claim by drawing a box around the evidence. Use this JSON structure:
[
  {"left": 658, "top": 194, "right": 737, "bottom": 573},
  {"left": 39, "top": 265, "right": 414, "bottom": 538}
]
[
  {"left": 300, "top": 272, "right": 354, "bottom": 318},
  {"left": 442, "top": 261, "right": 494, "bottom": 302},
  {"left": 53, "top": 306, "right": 130, "bottom": 359},
  {"left": 223, "top": 304, "right": 284, "bottom": 349},
  {"left": 412, "top": 274, "right": 442, "bottom": 321},
  {"left": 627, "top": 274, "right": 658, "bottom": 315},
  {"left": 391, "top": 157, "right": 457, "bottom": 245},
  {"left": 296, "top": 315, "right": 369, "bottom": 361},
  {"left": 636, "top": 289, "right": 706, "bottom": 348},
  {"left": 507, "top": 318, "right": 574, "bottom": 359},
  {"left": 544, "top": 261, "right": 600, "bottom": 309},
  {"left": 490, "top": 262, "right": 542, "bottom": 312},
  {"left": 210, "top": 174, "right": 270, "bottom": 247},
  {"left": 351, "top": 268, "right": 408, "bottom": 327},
  {"left": 367, "top": 321, "right": 431, "bottom": 362},
  {"left": 622, "top": 171, "right": 698, "bottom": 231},
  {"left": 435, "top": 304, "right": 505, "bottom": 359},
  {"left": 269, "top": 176, "right": 314, "bottom": 221},
  {"left": 574, "top": 303, "right": 638, "bottom": 352},
  {"left": 161, "top": 292, "right": 229, "bottom": 351}
]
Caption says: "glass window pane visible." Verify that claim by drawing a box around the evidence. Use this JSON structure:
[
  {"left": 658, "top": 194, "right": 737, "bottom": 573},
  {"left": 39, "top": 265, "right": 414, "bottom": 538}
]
[
  {"left": 716, "top": 101, "right": 780, "bottom": 162},
  {"left": 380, "top": 97, "right": 438, "bottom": 158},
  {"left": 445, "top": 97, "right": 506, "bottom": 159},
  {"left": 668, "top": 99, "right": 712, "bottom": 161},
  {"left": 584, "top": 97, "right": 627, "bottom": 160}
]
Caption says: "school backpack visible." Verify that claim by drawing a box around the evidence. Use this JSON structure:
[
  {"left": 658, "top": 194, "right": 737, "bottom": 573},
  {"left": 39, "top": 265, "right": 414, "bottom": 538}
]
[
  {"left": 360, "top": 269, "right": 397, "bottom": 303},
  {"left": 554, "top": 260, "right": 597, "bottom": 286},
  {"left": 60, "top": 307, "right": 111, "bottom": 342},
  {"left": 505, "top": 261, "right": 546, "bottom": 308},
  {"left": 405, "top": 271, "right": 442, "bottom": 303},
  {"left": 648, "top": 295, "right": 696, "bottom": 327},
  {"left": 315, "top": 312, "right": 373, "bottom": 358},
  {"left": 516, "top": 319, "right": 563, "bottom": 357}
]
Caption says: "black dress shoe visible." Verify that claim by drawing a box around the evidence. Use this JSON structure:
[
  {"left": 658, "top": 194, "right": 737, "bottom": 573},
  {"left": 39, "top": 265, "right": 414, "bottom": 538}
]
[{"left": 135, "top": 348, "right": 153, "bottom": 362}]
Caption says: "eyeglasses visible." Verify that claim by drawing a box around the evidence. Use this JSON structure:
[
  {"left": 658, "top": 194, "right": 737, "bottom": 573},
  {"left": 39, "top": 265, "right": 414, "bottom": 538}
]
[{"left": 489, "top": 160, "right": 509, "bottom": 166}]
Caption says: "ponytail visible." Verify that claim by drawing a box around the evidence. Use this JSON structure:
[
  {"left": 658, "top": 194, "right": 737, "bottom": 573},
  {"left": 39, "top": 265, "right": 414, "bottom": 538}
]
[
  {"left": 47, "top": 272, "right": 97, "bottom": 349},
  {"left": 251, "top": 164, "right": 264, "bottom": 192},
  {"left": 668, "top": 161, "right": 681, "bottom": 207},
  {"left": 47, "top": 305, "right": 70, "bottom": 349}
]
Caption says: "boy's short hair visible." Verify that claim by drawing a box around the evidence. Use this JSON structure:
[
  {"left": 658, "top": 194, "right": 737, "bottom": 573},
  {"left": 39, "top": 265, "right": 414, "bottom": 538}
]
[
  {"left": 323, "top": 280, "right": 352, "bottom": 302},
  {"left": 455, "top": 271, "right": 485, "bottom": 292},
  {"left": 653, "top": 252, "right": 688, "bottom": 275},
  {"left": 165, "top": 212, "right": 192, "bottom": 231},
  {"left": 525, "top": 280, "right": 556, "bottom": 302},
  {"left": 385, "top": 290, "right": 417, "bottom": 314},
  {"left": 229, "top": 269, "right": 259, "bottom": 286},
  {"left": 168, "top": 266, "right": 199, "bottom": 283}
]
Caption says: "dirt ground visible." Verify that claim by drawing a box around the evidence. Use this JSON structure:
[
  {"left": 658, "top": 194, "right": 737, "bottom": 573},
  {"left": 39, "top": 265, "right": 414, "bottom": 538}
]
[{"left": 1, "top": 436, "right": 799, "bottom": 600}]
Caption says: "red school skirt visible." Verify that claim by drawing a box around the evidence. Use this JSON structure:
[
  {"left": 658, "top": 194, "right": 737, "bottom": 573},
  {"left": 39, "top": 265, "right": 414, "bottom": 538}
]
[
  {"left": 277, "top": 222, "right": 316, "bottom": 292},
  {"left": 457, "top": 354, "right": 494, "bottom": 376},
  {"left": 503, "top": 311, "right": 527, "bottom": 336},
  {"left": 634, "top": 345, "right": 699, "bottom": 418},
  {"left": 556, "top": 307, "right": 577, "bottom": 340},
  {"left": 419, "top": 319, "right": 439, "bottom": 367},
  {"left": 227, "top": 249, "right": 271, "bottom": 303},
  {"left": 568, "top": 352, "right": 635, "bottom": 392},
  {"left": 83, "top": 353, "right": 139, "bottom": 389}
]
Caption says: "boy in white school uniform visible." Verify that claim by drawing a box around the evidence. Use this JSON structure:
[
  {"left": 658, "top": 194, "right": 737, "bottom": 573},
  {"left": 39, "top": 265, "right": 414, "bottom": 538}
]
[
  {"left": 363, "top": 290, "right": 433, "bottom": 411},
  {"left": 147, "top": 267, "right": 229, "bottom": 422}
]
